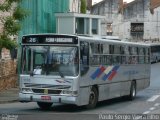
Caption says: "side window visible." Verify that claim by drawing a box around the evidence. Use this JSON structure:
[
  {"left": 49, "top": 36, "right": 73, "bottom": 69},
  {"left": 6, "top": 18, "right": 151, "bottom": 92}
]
[
  {"left": 145, "top": 48, "right": 150, "bottom": 63},
  {"left": 90, "top": 43, "right": 105, "bottom": 65},
  {"left": 131, "top": 47, "right": 138, "bottom": 64},
  {"left": 124, "top": 46, "right": 130, "bottom": 64},
  {"left": 80, "top": 41, "right": 89, "bottom": 76},
  {"left": 138, "top": 48, "right": 145, "bottom": 64},
  {"left": 109, "top": 45, "right": 114, "bottom": 54},
  {"left": 113, "top": 45, "right": 121, "bottom": 64},
  {"left": 103, "top": 44, "right": 109, "bottom": 54},
  {"left": 103, "top": 44, "right": 111, "bottom": 65},
  {"left": 120, "top": 46, "right": 125, "bottom": 64}
]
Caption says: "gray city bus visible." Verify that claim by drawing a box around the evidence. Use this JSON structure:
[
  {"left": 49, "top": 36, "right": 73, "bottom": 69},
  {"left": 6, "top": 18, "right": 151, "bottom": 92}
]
[{"left": 19, "top": 34, "right": 151, "bottom": 109}]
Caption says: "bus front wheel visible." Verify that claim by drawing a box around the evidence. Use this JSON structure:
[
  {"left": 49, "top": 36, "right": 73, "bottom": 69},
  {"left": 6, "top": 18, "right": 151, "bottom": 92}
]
[
  {"left": 86, "top": 86, "right": 98, "bottom": 109},
  {"left": 128, "top": 81, "right": 136, "bottom": 100},
  {"left": 37, "top": 102, "right": 53, "bottom": 110}
]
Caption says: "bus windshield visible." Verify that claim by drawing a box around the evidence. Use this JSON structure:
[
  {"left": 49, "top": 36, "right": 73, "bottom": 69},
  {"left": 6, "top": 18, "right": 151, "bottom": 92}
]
[{"left": 21, "top": 46, "right": 79, "bottom": 77}]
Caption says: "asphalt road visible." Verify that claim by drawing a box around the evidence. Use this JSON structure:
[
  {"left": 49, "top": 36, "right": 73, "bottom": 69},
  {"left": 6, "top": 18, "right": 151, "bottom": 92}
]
[{"left": 0, "top": 63, "right": 160, "bottom": 120}]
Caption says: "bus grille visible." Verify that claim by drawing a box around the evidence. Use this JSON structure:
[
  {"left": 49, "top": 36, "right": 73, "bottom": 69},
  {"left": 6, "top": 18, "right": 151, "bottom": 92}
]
[
  {"left": 32, "top": 89, "right": 62, "bottom": 95},
  {"left": 24, "top": 83, "right": 71, "bottom": 89}
]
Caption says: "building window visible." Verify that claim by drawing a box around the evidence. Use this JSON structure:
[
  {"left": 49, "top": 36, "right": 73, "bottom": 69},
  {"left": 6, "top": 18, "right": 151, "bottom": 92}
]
[
  {"left": 92, "top": 18, "right": 98, "bottom": 34},
  {"left": 107, "top": 23, "right": 112, "bottom": 35},
  {"left": 76, "top": 18, "right": 89, "bottom": 35}
]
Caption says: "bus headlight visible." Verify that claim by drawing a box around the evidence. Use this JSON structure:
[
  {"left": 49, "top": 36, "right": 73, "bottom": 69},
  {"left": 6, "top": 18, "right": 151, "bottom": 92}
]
[
  {"left": 61, "top": 90, "right": 78, "bottom": 96},
  {"left": 21, "top": 88, "right": 32, "bottom": 93}
]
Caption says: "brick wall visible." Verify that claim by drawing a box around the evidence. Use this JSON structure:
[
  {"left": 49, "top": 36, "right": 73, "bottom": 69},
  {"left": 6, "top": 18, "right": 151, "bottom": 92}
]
[
  {"left": 0, "top": 0, "right": 17, "bottom": 90},
  {"left": 1, "top": 48, "right": 11, "bottom": 59},
  {"left": 0, "top": 60, "right": 17, "bottom": 91}
]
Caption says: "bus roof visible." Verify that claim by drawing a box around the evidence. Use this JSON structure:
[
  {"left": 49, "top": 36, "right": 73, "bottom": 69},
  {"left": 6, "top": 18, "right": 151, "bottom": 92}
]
[
  {"left": 22, "top": 33, "right": 150, "bottom": 47},
  {"left": 146, "top": 43, "right": 160, "bottom": 46},
  {"left": 78, "top": 36, "right": 150, "bottom": 47}
]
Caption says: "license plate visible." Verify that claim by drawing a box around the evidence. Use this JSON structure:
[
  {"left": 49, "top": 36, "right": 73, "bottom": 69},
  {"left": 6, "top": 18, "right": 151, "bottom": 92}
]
[{"left": 41, "top": 96, "right": 51, "bottom": 101}]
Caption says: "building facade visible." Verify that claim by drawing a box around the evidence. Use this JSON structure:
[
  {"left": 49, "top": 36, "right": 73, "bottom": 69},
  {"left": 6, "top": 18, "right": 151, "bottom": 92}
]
[
  {"left": 91, "top": 0, "right": 123, "bottom": 36},
  {"left": 91, "top": 0, "right": 160, "bottom": 42},
  {"left": 56, "top": 13, "right": 104, "bottom": 36}
]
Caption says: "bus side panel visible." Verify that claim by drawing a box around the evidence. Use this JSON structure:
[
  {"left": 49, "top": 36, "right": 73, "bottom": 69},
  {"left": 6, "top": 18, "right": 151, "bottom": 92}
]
[
  {"left": 120, "top": 81, "right": 131, "bottom": 96},
  {"left": 78, "top": 64, "right": 150, "bottom": 104},
  {"left": 77, "top": 87, "right": 90, "bottom": 106},
  {"left": 98, "top": 84, "right": 110, "bottom": 101},
  {"left": 143, "top": 64, "right": 150, "bottom": 89},
  {"left": 79, "top": 69, "right": 93, "bottom": 106}
]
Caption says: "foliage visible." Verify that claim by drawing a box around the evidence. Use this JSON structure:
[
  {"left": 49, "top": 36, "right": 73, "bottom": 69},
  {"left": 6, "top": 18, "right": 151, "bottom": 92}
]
[
  {"left": 0, "top": 35, "right": 17, "bottom": 50},
  {"left": 80, "top": 0, "right": 86, "bottom": 14},
  {"left": 0, "top": 0, "right": 27, "bottom": 51}
]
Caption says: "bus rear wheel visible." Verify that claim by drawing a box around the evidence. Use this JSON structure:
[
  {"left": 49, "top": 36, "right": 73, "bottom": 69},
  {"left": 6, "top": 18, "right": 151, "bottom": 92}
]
[
  {"left": 37, "top": 102, "right": 53, "bottom": 110},
  {"left": 128, "top": 81, "right": 136, "bottom": 100},
  {"left": 86, "top": 86, "right": 98, "bottom": 109}
]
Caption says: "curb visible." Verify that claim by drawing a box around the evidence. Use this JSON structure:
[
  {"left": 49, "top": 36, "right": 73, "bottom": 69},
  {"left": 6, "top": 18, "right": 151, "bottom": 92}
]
[
  {"left": 0, "top": 99, "right": 19, "bottom": 104},
  {"left": 0, "top": 87, "right": 19, "bottom": 104}
]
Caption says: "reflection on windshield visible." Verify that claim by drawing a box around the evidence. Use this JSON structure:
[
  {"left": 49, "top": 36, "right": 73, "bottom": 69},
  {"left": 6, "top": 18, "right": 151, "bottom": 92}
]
[{"left": 21, "top": 46, "right": 79, "bottom": 76}]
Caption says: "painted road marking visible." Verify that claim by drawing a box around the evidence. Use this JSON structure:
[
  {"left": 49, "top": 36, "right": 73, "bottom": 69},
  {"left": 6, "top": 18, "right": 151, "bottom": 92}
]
[
  {"left": 149, "top": 107, "right": 155, "bottom": 111},
  {"left": 147, "top": 95, "right": 160, "bottom": 102},
  {"left": 143, "top": 111, "right": 150, "bottom": 114},
  {"left": 154, "top": 103, "right": 160, "bottom": 107}
]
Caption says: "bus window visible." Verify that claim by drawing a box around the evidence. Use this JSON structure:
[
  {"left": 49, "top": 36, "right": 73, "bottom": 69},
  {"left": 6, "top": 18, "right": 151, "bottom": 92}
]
[
  {"left": 22, "top": 47, "right": 34, "bottom": 74},
  {"left": 21, "top": 46, "right": 79, "bottom": 76},
  {"left": 80, "top": 41, "right": 89, "bottom": 76},
  {"left": 92, "top": 43, "right": 103, "bottom": 54},
  {"left": 131, "top": 47, "right": 138, "bottom": 64},
  {"left": 124, "top": 46, "right": 130, "bottom": 64},
  {"left": 120, "top": 46, "right": 125, "bottom": 64},
  {"left": 145, "top": 48, "right": 150, "bottom": 63},
  {"left": 103, "top": 44, "right": 109, "bottom": 54},
  {"left": 109, "top": 45, "right": 114, "bottom": 54},
  {"left": 114, "top": 45, "right": 121, "bottom": 54},
  {"left": 138, "top": 48, "right": 145, "bottom": 64},
  {"left": 113, "top": 45, "right": 121, "bottom": 64}
]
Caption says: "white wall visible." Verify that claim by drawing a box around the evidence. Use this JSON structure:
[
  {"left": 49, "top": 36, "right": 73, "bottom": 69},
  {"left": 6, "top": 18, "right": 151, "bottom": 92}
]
[
  {"left": 57, "top": 17, "right": 75, "bottom": 34},
  {"left": 141, "top": 7, "right": 160, "bottom": 40}
]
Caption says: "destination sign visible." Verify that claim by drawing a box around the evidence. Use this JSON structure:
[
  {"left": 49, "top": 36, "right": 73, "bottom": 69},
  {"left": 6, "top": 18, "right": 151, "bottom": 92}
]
[
  {"left": 45, "top": 38, "right": 73, "bottom": 43},
  {"left": 22, "top": 35, "right": 78, "bottom": 44}
]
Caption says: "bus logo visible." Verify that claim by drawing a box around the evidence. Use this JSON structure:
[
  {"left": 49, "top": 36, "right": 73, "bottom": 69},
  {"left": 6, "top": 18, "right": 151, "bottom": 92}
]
[
  {"left": 102, "top": 66, "right": 120, "bottom": 81},
  {"left": 91, "top": 65, "right": 120, "bottom": 81}
]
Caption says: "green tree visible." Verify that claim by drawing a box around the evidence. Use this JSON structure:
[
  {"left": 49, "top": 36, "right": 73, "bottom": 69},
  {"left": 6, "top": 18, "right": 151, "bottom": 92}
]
[
  {"left": 0, "top": 0, "right": 28, "bottom": 53},
  {"left": 80, "top": 0, "right": 86, "bottom": 14}
]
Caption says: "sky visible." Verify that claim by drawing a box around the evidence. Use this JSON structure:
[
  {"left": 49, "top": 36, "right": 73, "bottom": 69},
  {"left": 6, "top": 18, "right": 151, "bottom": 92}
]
[{"left": 92, "top": 0, "right": 134, "bottom": 5}]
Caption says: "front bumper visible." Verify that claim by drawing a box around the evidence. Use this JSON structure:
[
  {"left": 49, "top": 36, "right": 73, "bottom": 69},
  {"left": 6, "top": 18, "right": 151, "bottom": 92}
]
[{"left": 19, "top": 93, "right": 78, "bottom": 105}]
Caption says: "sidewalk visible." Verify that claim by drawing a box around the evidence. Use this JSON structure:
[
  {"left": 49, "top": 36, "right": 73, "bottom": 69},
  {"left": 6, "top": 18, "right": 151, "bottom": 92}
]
[{"left": 0, "top": 87, "right": 19, "bottom": 104}]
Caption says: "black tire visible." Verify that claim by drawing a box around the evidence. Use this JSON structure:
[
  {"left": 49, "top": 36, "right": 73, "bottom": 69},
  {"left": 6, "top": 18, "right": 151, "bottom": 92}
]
[
  {"left": 86, "top": 87, "right": 98, "bottom": 109},
  {"left": 128, "top": 81, "right": 136, "bottom": 100},
  {"left": 37, "top": 102, "right": 53, "bottom": 110}
]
